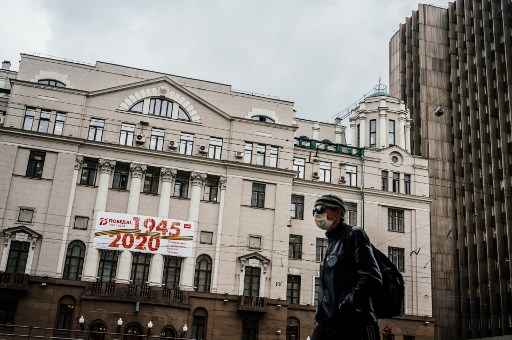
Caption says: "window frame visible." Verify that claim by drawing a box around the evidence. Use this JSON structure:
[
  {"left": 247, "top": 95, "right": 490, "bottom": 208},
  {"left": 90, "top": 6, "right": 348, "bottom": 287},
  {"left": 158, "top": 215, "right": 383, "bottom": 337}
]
[
  {"left": 251, "top": 182, "right": 266, "bottom": 208},
  {"left": 53, "top": 112, "right": 66, "bottom": 135},
  {"left": 388, "top": 119, "right": 396, "bottom": 146},
  {"left": 149, "top": 128, "right": 165, "bottom": 151},
  {"left": 243, "top": 266, "right": 261, "bottom": 297},
  {"left": 319, "top": 161, "right": 331, "bottom": 183},
  {"left": 162, "top": 256, "right": 182, "bottom": 289},
  {"left": 255, "top": 144, "right": 266, "bottom": 166},
  {"left": 79, "top": 158, "right": 98, "bottom": 186},
  {"left": 73, "top": 216, "right": 89, "bottom": 230},
  {"left": 23, "top": 107, "right": 36, "bottom": 131},
  {"left": 112, "top": 162, "right": 130, "bottom": 190},
  {"left": 248, "top": 235, "right": 262, "bottom": 250},
  {"left": 369, "top": 119, "right": 377, "bottom": 147},
  {"left": 286, "top": 275, "right": 301, "bottom": 305},
  {"left": 37, "top": 79, "right": 66, "bottom": 87},
  {"left": 315, "top": 238, "right": 328, "bottom": 262},
  {"left": 194, "top": 255, "right": 212, "bottom": 293},
  {"left": 404, "top": 174, "right": 411, "bottom": 194},
  {"left": 288, "top": 234, "right": 303, "bottom": 260},
  {"left": 6, "top": 240, "right": 30, "bottom": 274},
  {"left": 243, "top": 142, "right": 253, "bottom": 164},
  {"left": 345, "top": 165, "right": 358, "bottom": 187},
  {"left": 179, "top": 133, "right": 194, "bottom": 155},
  {"left": 293, "top": 158, "right": 305, "bottom": 179},
  {"left": 143, "top": 166, "right": 160, "bottom": 194},
  {"left": 62, "top": 240, "right": 86, "bottom": 281},
  {"left": 199, "top": 231, "right": 213, "bottom": 245},
  {"left": 18, "top": 208, "right": 34, "bottom": 223},
  {"left": 97, "top": 250, "right": 119, "bottom": 282},
  {"left": 392, "top": 172, "right": 400, "bottom": 193},
  {"left": 173, "top": 171, "right": 190, "bottom": 198},
  {"left": 345, "top": 202, "right": 358, "bottom": 226},
  {"left": 388, "top": 246, "right": 405, "bottom": 272},
  {"left": 119, "top": 123, "right": 135, "bottom": 146},
  {"left": 37, "top": 110, "right": 51, "bottom": 133},
  {"left": 208, "top": 137, "right": 223, "bottom": 160},
  {"left": 388, "top": 208, "right": 405, "bottom": 233},
  {"left": 267, "top": 146, "right": 279, "bottom": 168},
  {"left": 290, "top": 195, "right": 304, "bottom": 220},
  {"left": 88, "top": 118, "right": 105, "bottom": 142},
  {"left": 382, "top": 170, "right": 389, "bottom": 191},
  {"left": 130, "top": 252, "right": 152, "bottom": 286},
  {"left": 202, "top": 176, "right": 219, "bottom": 202},
  {"left": 26, "top": 150, "right": 46, "bottom": 178}
]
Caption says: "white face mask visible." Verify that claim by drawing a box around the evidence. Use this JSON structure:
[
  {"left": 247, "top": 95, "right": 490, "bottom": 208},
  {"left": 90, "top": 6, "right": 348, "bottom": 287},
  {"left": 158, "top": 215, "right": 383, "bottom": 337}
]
[{"left": 314, "top": 213, "right": 335, "bottom": 230}]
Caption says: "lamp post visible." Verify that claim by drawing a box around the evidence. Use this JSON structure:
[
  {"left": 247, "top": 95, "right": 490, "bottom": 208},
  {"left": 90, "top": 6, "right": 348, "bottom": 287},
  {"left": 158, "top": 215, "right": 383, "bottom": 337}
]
[
  {"left": 181, "top": 324, "right": 188, "bottom": 338},
  {"left": 147, "top": 321, "right": 153, "bottom": 339},
  {"left": 78, "top": 315, "right": 85, "bottom": 331},
  {"left": 117, "top": 318, "right": 123, "bottom": 334}
]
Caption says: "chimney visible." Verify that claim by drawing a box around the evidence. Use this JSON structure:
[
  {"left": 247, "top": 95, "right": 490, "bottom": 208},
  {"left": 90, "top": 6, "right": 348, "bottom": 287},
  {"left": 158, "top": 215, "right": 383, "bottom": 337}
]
[{"left": 1, "top": 60, "right": 11, "bottom": 70}]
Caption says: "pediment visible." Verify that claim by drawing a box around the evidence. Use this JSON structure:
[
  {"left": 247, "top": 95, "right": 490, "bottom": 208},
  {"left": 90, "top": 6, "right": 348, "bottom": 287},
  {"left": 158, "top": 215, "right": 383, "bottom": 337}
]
[
  {"left": 2, "top": 226, "right": 42, "bottom": 240},
  {"left": 238, "top": 252, "right": 270, "bottom": 265}
]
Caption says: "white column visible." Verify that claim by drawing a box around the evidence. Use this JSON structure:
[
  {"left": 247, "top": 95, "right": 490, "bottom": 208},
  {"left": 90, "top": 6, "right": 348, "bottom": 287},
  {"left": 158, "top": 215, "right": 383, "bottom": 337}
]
[
  {"left": 379, "top": 111, "right": 387, "bottom": 148},
  {"left": 312, "top": 122, "right": 320, "bottom": 140},
  {"left": 397, "top": 114, "right": 406, "bottom": 150},
  {"left": 56, "top": 156, "right": 82, "bottom": 277},
  {"left": 180, "top": 172, "right": 206, "bottom": 291},
  {"left": 259, "top": 264, "right": 268, "bottom": 297},
  {"left": 116, "top": 163, "right": 146, "bottom": 284},
  {"left": 148, "top": 168, "right": 177, "bottom": 286},
  {"left": 349, "top": 122, "right": 357, "bottom": 146},
  {"left": 359, "top": 115, "right": 367, "bottom": 148},
  {"left": 211, "top": 177, "right": 227, "bottom": 292},
  {"left": 82, "top": 159, "right": 116, "bottom": 281}
]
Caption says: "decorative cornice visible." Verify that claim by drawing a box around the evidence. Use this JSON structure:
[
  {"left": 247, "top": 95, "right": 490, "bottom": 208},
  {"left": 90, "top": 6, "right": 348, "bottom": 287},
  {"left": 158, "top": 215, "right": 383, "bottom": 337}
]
[
  {"left": 219, "top": 176, "right": 227, "bottom": 190},
  {"left": 74, "top": 155, "right": 84, "bottom": 170},
  {"left": 190, "top": 172, "right": 207, "bottom": 187},
  {"left": 130, "top": 163, "right": 147, "bottom": 179},
  {"left": 160, "top": 167, "right": 177, "bottom": 182},
  {"left": 98, "top": 159, "right": 116, "bottom": 174}
]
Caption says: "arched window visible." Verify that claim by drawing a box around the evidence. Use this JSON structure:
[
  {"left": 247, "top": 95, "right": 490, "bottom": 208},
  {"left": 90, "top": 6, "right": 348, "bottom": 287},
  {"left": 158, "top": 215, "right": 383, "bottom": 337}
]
[
  {"left": 194, "top": 255, "right": 212, "bottom": 292},
  {"left": 251, "top": 115, "right": 275, "bottom": 123},
  {"left": 128, "top": 97, "right": 191, "bottom": 121},
  {"left": 286, "top": 318, "right": 300, "bottom": 340},
  {"left": 191, "top": 308, "right": 208, "bottom": 340},
  {"left": 124, "top": 322, "right": 143, "bottom": 340},
  {"left": 160, "top": 325, "right": 177, "bottom": 339},
  {"left": 37, "top": 79, "right": 66, "bottom": 87},
  {"left": 63, "top": 240, "right": 86, "bottom": 280},
  {"left": 55, "top": 296, "right": 76, "bottom": 330},
  {"left": 89, "top": 319, "right": 107, "bottom": 340}
]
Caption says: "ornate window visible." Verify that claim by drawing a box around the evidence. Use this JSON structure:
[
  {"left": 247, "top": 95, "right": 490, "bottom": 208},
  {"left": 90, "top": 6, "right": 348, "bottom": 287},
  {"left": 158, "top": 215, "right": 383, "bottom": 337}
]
[
  {"left": 130, "top": 253, "right": 152, "bottom": 286},
  {"left": 194, "top": 254, "right": 212, "bottom": 292},
  {"left": 97, "top": 250, "right": 119, "bottom": 282},
  {"left": 38, "top": 79, "right": 66, "bottom": 87},
  {"left": 286, "top": 318, "right": 300, "bottom": 340},
  {"left": 129, "top": 100, "right": 144, "bottom": 113},
  {"left": 55, "top": 296, "right": 75, "bottom": 330},
  {"left": 286, "top": 275, "right": 301, "bottom": 304},
  {"left": 191, "top": 308, "right": 208, "bottom": 340},
  {"left": 6, "top": 241, "right": 30, "bottom": 273},
  {"left": 129, "top": 97, "right": 191, "bottom": 121},
  {"left": 243, "top": 266, "right": 261, "bottom": 297},
  {"left": 63, "top": 240, "right": 86, "bottom": 280},
  {"left": 163, "top": 256, "right": 182, "bottom": 289}
]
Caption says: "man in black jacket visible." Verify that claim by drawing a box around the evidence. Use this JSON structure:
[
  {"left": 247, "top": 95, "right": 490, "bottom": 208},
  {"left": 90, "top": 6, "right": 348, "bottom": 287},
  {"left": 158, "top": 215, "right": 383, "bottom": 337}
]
[{"left": 311, "top": 194, "right": 382, "bottom": 340}]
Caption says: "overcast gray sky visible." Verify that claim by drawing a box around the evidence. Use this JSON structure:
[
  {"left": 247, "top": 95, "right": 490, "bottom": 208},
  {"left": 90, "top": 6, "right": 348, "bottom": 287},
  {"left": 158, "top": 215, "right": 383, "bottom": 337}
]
[{"left": 1, "top": 0, "right": 447, "bottom": 122}]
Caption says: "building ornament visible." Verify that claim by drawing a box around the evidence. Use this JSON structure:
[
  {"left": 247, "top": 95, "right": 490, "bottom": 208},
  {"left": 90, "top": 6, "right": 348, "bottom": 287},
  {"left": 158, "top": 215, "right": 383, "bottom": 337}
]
[
  {"left": 74, "top": 155, "right": 84, "bottom": 170},
  {"left": 190, "top": 172, "right": 207, "bottom": 187},
  {"left": 130, "top": 163, "right": 147, "bottom": 179},
  {"left": 218, "top": 176, "right": 227, "bottom": 190},
  {"left": 160, "top": 167, "right": 177, "bottom": 182},
  {"left": 98, "top": 159, "right": 116, "bottom": 174}
]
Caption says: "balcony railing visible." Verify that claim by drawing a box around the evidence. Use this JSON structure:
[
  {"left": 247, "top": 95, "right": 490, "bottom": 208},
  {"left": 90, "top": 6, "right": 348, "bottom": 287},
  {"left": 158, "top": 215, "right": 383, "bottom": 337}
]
[
  {"left": 294, "top": 137, "right": 364, "bottom": 157},
  {"left": 238, "top": 295, "right": 266, "bottom": 313},
  {"left": 0, "top": 272, "right": 30, "bottom": 291}
]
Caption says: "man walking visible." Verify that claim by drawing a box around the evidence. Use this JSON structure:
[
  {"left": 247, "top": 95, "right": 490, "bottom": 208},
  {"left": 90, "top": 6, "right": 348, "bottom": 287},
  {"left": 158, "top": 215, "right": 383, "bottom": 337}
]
[{"left": 311, "top": 194, "right": 382, "bottom": 340}]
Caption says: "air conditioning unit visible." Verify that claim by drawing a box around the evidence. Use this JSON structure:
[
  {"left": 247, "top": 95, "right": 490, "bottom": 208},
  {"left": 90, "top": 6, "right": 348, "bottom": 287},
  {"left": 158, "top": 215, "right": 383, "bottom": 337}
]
[
  {"left": 235, "top": 151, "right": 244, "bottom": 159},
  {"left": 311, "top": 157, "right": 319, "bottom": 163},
  {"left": 312, "top": 171, "right": 320, "bottom": 180},
  {"left": 168, "top": 140, "right": 177, "bottom": 151},
  {"left": 339, "top": 176, "right": 346, "bottom": 184},
  {"left": 135, "top": 134, "right": 146, "bottom": 145},
  {"left": 198, "top": 145, "right": 208, "bottom": 155}
]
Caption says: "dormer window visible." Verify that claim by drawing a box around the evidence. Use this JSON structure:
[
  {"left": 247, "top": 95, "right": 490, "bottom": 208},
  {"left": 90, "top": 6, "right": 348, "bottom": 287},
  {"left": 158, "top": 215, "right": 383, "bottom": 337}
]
[
  {"left": 128, "top": 97, "right": 191, "bottom": 121},
  {"left": 37, "top": 79, "right": 66, "bottom": 88},
  {"left": 251, "top": 115, "right": 275, "bottom": 123}
]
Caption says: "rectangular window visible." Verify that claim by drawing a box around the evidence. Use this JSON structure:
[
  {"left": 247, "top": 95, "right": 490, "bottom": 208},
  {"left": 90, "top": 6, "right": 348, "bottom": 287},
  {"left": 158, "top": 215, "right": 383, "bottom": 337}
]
[
  {"left": 173, "top": 171, "right": 190, "bottom": 198},
  {"left": 388, "top": 247, "right": 405, "bottom": 272},
  {"left": 388, "top": 119, "right": 396, "bottom": 146},
  {"left": 163, "top": 256, "right": 182, "bottom": 289},
  {"left": 97, "top": 250, "right": 119, "bottom": 282},
  {"left": 290, "top": 195, "right": 304, "bottom": 220},
  {"left": 6, "top": 241, "right": 30, "bottom": 274},
  {"left": 241, "top": 319, "right": 259, "bottom": 340},
  {"left": 73, "top": 216, "right": 89, "bottom": 230},
  {"left": 112, "top": 162, "right": 130, "bottom": 190},
  {"left": 345, "top": 165, "right": 357, "bottom": 187},
  {"left": 23, "top": 107, "right": 36, "bottom": 130},
  {"left": 179, "top": 133, "right": 194, "bottom": 155},
  {"left": 319, "top": 161, "right": 331, "bottom": 183},
  {"left": 202, "top": 176, "right": 219, "bottom": 202},
  {"left": 345, "top": 202, "right": 357, "bottom": 226},
  {"left": 26, "top": 150, "right": 45, "bottom": 178},
  {"left": 119, "top": 123, "right": 135, "bottom": 146},
  {"left": 356, "top": 124, "right": 361, "bottom": 147},
  {"left": 382, "top": 170, "right": 389, "bottom": 191},
  {"left": 18, "top": 208, "right": 34, "bottom": 223},
  {"left": 287, "top": 275, "right": 301, "bottom": 304},
  {"left": 53, "top": 112, "right": 65, "bottom": 135},
  {"left": 369, "top": 119, "right": 377, "bottom": 147},
  {"left": 293, "top": 158, "right": 305, "bottom": 179},
  {"left": 88, "top": 118, "right": 105, "bottom": 142},
  {"left": 200, "top": 231, "right": 213, "bottom": 245},
  {"left": 38, "top": 110, "right": 51, "bottom": 133},
  {"left": 316, "top": 237, "right": 328, "bottom": 262},
  {"left": 130, "top": 253, "right": 152, "bottom": 286},
  {"left": 388, "top": 208, "right": 405, "bottom": 233},
  {"left": 314, "top": 277, "right": 320, "bottom": 306},
  {"left": 80, "top": 158, "right": 98, "bottom": 186},
  {"left": 243, "top": 142, "right": 253, "bottom": 164},
  {"left": 392, "top": 172, "right": 400, "bottom": 193},
  {"left": 404, "top": 174, "right": 411, "bottom": 194},
  {"left": 143, "top": 166, "right": 160, "bottom": 194},
  {"left": 255, "top": 144, "right": 266, "bottom": 166},
  {"left": 267, "top": 146, "right": 278, "bottom": 168},
  {"left": 243, "top": 266, "right": 261, "bottom": 297},
  {"left": 251, "top": 182, "right": 266, "bottom": 208},
  {"left": 249, "top": 235, "right": 262, "bottom": 250},
  {"left": 208, "top": 137, "right": 223, "bottom": 160},
  {"left": 150, "top": 128, "right": 165, "bottom": 151},
  {"left": 289, "top": 234, "right": 303, "bottom": 260}
]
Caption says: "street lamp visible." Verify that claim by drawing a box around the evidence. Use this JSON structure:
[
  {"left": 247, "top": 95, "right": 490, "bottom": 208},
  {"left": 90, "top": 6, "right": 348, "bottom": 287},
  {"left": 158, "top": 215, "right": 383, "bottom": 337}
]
[
  {"left": 181, "top": 324, "right": 188, "bottom": 338},
  {"left": 78, "top": 315, "right": 85, "bottom": 331},
  {"left": 117, "top": 318, "right": 123, "bottom": 334},
  {"left": 147, "top": 321, "right": 153, "bottom": 338}
]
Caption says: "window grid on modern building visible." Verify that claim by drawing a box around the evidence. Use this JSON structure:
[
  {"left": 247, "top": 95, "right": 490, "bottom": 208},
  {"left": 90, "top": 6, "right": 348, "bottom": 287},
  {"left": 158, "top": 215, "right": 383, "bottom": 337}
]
[
  {"left": 243, "top": 266, "right": 261, "bottom": 297},
  {"left": 293, "top": 158, "right": 305, "bottom": 179},
  {"left": 26, "top": 150, "right": 45, "bottom": 178},
  {"left": 150, "top": 128, "right": 165, "bottom": 151},
  {"left": 388, "top": 246, "right": 405, "bottom": 272},
  {"left": 208, "top": 137, "right": 223, "bottom": 160},
  {"left": 88, "top": 118, "right": 104, "bottom": 142},
  {"left": 290, "top": 195, "right": 304, "bottom": 220},
  {"left": 316, "top": 238, "right": 328, "bottom": 262},
  {"left": 388, "top": 208, "right": 405, "bottom": 233},
  {"left": 289, "top": 234, "right": 302, "bottom": 260},
  {"left": 319, "top": 161, "right": 331, "bottom": 183},
  {"left": 119, "top": 123, "right": 135, "bottom": 146},
  {"left": 251, "top": 183, "right": 265, "bottom": 208},
  {"left": 287, "top": 275, "right": 301, "bottom": 305}
]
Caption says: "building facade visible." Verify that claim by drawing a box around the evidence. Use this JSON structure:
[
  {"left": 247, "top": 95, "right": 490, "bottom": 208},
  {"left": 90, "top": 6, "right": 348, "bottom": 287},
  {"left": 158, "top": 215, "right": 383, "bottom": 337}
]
[
  {"left": 390, "top": 1, "right": 512, "bottom": 339},
  {"left": 0, "top": 53, "right": 433, "bottom": 339}
]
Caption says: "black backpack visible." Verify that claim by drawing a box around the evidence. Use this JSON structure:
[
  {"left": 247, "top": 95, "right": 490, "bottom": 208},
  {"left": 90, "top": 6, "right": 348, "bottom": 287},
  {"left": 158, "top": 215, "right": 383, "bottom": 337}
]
[{"left": 370, "top": 245, "right": 405, "bottom": 319}]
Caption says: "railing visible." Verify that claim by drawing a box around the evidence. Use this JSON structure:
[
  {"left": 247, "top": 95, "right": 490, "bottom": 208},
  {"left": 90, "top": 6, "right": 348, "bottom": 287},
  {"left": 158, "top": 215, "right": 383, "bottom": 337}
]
[
  {"left": 162, "top": 287, "right": 188, "bottom": 305},
  {"left": 0, "top": 324, "right": 194, "bottom": 340},
  {"left": 294, "top": 137, "right": 364, "bottom": 157},
  {"left": 238, "top": 295, "right": 266, "bottom": 313},
  {"left": 0, "top": 272, "right": 30, "bottom": 290}
]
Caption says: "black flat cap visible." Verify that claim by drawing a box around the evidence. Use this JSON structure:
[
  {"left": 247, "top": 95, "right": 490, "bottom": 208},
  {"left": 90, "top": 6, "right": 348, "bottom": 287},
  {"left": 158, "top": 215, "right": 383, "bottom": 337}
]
[{"left": 314, "top": 194, "right": 345, "bottom": 210}]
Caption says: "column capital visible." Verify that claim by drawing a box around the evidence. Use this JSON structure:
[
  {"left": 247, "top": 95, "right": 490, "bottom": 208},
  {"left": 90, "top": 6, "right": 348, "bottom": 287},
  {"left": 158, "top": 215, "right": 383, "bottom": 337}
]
[
  {"left": 74, "top": 155, "right": 84, "bottom": 170},
  {"left": 98, "top": 159, "right": 116, "bottom": 174},
  {"left": 190, "top": 172, "right": 207, "bottom": 187},
  {"left": 130, "top": 163, "right": 147, "bottom": 179},
  {"left": 219, "top": 176, "right": 227, "bottom": 190},
  {"left": 161, "top": 167, "right": 177, "bottom": 182}
]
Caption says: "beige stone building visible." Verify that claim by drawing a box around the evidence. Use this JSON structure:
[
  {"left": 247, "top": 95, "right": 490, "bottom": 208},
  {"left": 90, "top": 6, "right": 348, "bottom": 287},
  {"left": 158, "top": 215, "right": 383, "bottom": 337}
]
[{"left": 0, "top": 53, "right": 433, "bottom": 340}]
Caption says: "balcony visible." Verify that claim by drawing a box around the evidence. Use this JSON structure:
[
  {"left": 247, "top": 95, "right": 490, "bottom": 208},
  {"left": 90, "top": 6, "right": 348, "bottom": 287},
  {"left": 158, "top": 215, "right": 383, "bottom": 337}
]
[
  {"left": 0, "top": 272, "right": 30, "bottom": 291},
  {"left": 294, "top": 137, "right": 364, "bottom": 157},
  {"left": 238, "top": 296, "right": 266, "bottom": 314},
  {"left": 83, "top": 282, "right": 189, "bottom": 307}
]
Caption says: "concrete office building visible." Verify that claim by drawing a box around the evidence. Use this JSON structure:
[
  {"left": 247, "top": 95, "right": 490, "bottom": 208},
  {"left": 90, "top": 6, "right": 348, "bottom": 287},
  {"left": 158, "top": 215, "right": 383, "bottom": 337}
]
[
  {"left": 0, "top": 53, "right": 432, "bottom": 340},
  {"left": 390, "top": 1, "right": 512, "bottom": 339}
]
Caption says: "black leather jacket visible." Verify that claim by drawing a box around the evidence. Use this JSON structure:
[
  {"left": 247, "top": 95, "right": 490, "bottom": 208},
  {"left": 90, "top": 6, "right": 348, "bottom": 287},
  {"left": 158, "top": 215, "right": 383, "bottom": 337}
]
[{"left": 315, "top": 222, "right": 382, "bottom": 325}]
